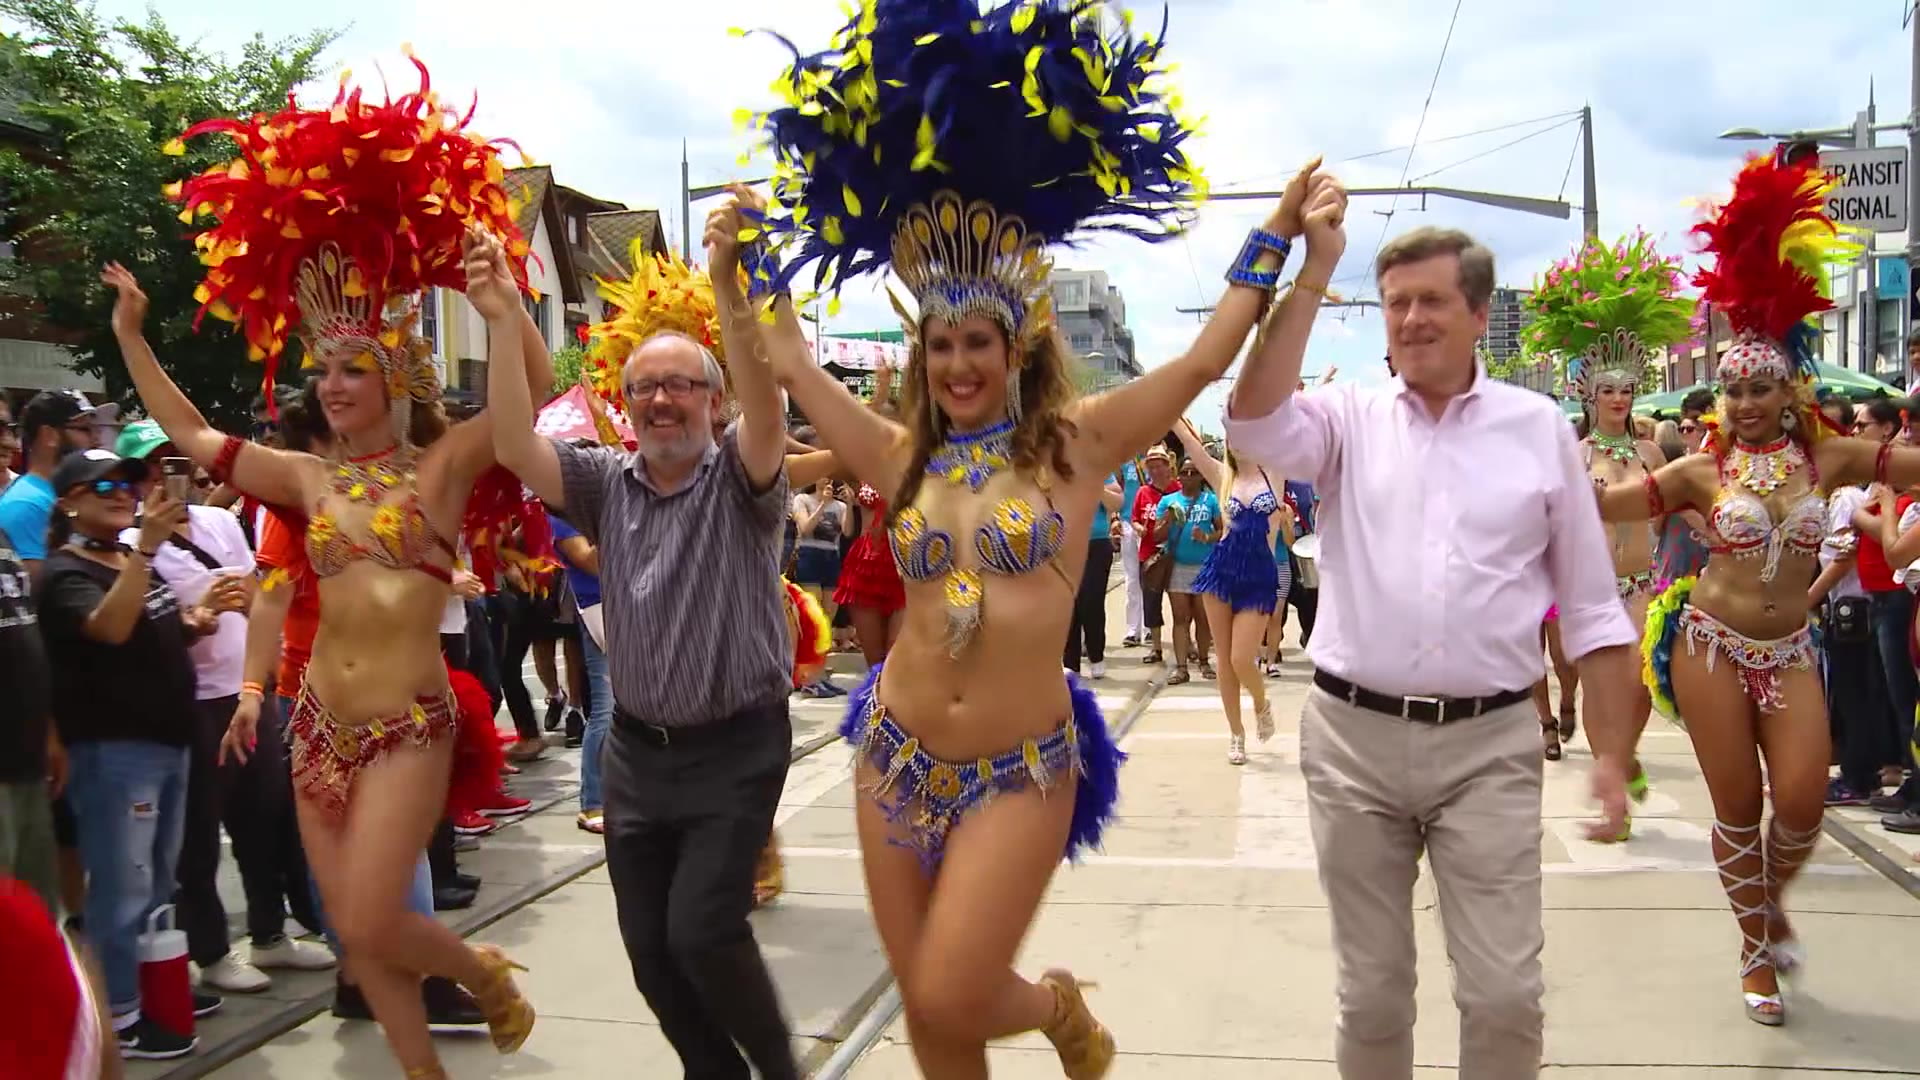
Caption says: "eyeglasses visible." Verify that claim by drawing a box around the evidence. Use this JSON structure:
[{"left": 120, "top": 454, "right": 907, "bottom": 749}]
[
  {"left": 1679, "top": 423, "right": 1700, "bottom": 433},
  {"left": 624, "top": 376, "right": 712, "bottom": 400}
]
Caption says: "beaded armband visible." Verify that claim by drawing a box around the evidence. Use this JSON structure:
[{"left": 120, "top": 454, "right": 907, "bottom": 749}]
[
  {"left": 1875, "top": 441, "right": 1894, "bottom": 486},
  {"left": 209, "top": 435, "right": 246, "bottom": 486},
  {"left": 1642, "top": 471, "right": 1668, "bottom": 518},
  {"left": 1224, "top": 227, "right": 1293, "bottom": 291}
]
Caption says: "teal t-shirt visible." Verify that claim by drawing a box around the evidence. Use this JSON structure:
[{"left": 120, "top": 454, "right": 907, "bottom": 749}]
[
  {"left": 1156, "top": 489, "right": 1220, "bottom": 565},
  {"left": 1092, "top": 473, "right": 1117, "bottom": 538}
]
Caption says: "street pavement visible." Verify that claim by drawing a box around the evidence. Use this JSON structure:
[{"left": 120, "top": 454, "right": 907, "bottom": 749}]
[{"left": 137, "top": 580, "right": 1920, "bottom": 1078}]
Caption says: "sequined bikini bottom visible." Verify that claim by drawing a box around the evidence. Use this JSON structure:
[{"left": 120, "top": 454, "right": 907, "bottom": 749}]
[
  {"left": 838, "top": 662, "right": 1124, "bottom": 875},
  {"left": 1617, "top": 568, "right": 1658, "bottom": 601},
  {"left": 1676, "top": 606, "right": 1815, "bottom": 714},
  {"left": 287, "top": 680, "right": 458, "bottom": 819}
]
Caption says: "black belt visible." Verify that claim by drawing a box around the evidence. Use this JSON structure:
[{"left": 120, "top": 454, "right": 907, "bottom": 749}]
[
  {"left": 1313, "top": 671, "right": 1530, "bottom": 726},
  {"left": 614, "top": 696, "right": 785, "bottom": 748}
]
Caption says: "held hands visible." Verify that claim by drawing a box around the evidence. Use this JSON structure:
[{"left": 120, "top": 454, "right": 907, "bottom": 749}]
[
  {"left": 1300, "top": 173, "right": 1348, "bottom": 269},
  {"left": 100, "top": 262, "right": 150, "bottom": 339},
  {"left": 704, "top": 182, "right": 767, "bottom": 290},
  {"left": 1265, "top": 156, "right": 1324, "bottom": 239},
  {"left": 137, "top": 487, "right": 188, "bottom": 553},
  {"left": 460, "top": 223, "right": 519, "bottom": 323},
  {"left": 220, "top": 695, "right": 260, "bottom": 767}
]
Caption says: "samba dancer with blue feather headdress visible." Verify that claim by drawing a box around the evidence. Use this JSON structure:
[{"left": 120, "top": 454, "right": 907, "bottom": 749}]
[{"left": 730, "top": 1, "right": 1346, "bottom": 1072}]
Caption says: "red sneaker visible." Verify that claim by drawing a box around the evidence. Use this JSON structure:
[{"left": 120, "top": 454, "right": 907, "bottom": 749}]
[
  {"left": 450, "top": 810, "right": 498, "bottom": 836},
  {"left": 476, "top": 791, "right": 533, "bottom": 818}
]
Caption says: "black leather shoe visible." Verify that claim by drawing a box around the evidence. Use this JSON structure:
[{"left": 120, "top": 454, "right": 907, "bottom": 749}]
[
  {"left": 423, "top": 976, "right": 488, "bottom": 1026},
  {"left": 432, "top": 884, "right": 477, "bottom": 912}
]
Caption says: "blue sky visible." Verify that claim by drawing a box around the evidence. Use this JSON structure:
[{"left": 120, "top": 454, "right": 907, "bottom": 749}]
[{"left": 61, "top": 0, "right": 1920, "bottom": 432}]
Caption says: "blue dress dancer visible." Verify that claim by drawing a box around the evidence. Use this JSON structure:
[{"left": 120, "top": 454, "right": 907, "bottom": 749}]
[{"left": 1180, "top": 421, "right": 1284, "bottom": 763}]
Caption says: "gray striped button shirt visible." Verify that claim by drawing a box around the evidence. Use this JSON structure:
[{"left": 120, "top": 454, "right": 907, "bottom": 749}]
[{"left": 554, "top": 428, "right": 790, "bottom": 727}]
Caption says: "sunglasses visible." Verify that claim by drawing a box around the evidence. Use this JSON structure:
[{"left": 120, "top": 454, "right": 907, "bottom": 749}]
[
  {"left": 77, "top": 479, "right": 135, "bottom": 497},
  {"left": 1679, "top": 423, "right": 1700, "bottom": 433}
]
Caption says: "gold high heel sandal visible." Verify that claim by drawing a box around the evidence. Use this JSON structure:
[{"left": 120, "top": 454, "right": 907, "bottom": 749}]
[
  {"left": 1039, "top": 969, "right": 1116, "bottom": 1079},
  {"left": 468, "top": 943, "right": 536, "bottom": 1052},
  {"left": 404, "top": 1067, "right": 447, "bottom": 1079}
]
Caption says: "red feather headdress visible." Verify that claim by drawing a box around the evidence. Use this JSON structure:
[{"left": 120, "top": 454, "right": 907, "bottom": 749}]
[
  {"left": 1689, "top": 153, "right": 1856, "bottom": 385},
  {"left": 168, "top": 50, "right": 532, "bottom": 437}
]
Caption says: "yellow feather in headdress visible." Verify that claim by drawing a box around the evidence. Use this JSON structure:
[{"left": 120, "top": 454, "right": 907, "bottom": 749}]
[{"left": 584, "top": 240, "right": 744, "bottom": 407}]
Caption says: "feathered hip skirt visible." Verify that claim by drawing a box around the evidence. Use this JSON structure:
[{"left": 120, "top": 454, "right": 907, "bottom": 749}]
[
  {"left": 1642, "top": 577, "right": 1815, "bottom": 719},
  {"left": 837, "top": 661, "right": 1125, "bottom": 874}
]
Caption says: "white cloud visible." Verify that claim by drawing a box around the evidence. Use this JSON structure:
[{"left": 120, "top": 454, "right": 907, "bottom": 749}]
[{"left": 82, "top": 0, "right": 1917, "bottom": 429}]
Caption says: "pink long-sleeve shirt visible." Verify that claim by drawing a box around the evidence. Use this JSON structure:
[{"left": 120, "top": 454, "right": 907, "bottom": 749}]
[{"left": 1225, "top": 370, "right": 1635, "bottom": 698}]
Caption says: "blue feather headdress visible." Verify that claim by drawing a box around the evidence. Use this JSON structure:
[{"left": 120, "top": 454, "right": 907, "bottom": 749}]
[{"left": 741, "top": 0, "right": 1205, "bottom": 345}]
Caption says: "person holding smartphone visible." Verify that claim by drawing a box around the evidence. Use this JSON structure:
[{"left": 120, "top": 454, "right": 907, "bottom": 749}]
[{"left": 112, "top": 421, "right": 333, "bottom": 994}]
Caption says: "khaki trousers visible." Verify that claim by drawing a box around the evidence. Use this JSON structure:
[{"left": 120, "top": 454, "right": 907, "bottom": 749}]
[{"left": 1300, "top": 687, "right": 1545, "bottom": 1080}]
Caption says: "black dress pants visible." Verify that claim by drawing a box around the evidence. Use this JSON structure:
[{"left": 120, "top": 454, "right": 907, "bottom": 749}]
[
  {"left": 1825, "top": 614, "right": 1891, "bottom": 793},
  {"left": 175, "top": 695, "right": 314, "bottom": 964},
  {"left": 1065, "top": 538, "right": 1113, "bottom": 669},
  {"left": 602, "top": 697, "right": 798, "bottom": 1080}
]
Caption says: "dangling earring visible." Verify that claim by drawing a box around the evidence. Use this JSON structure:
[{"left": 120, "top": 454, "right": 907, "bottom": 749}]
[
  {"left": 926, "top": 370, "right": 946, "bottom": 441},
  {"left": 1006, "top": 366, "right": 1024, "bottom": 425},
  {"left": 1781, "top": 408, "right": 1797, "bottom": 433}
]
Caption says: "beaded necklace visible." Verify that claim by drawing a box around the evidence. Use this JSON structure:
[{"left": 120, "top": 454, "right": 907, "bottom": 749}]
[
  {"left": 926, "top": 418, "right": 1015, "bottom": 491},
  {"left": 1725, "top": 435, "right": 1803, "bottom": 497},
  {"left": 330, "top": 444, "right": 416, "bottom": 505},
  {"left": 1587, "top": 429, "right": 1639, "bottom": 466}
]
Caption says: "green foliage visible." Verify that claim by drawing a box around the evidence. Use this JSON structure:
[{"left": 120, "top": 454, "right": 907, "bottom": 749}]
[
  {"left": 0, "top": 0, "right": 336, "bottom": 425},
  {"left": 549, "top": 343, "right": 585, "bottom": 396}
]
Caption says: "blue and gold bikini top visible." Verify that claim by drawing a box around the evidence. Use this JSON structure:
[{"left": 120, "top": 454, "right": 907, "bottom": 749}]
[{"left": 887, "top": 419, "right": 1069, "bottom": 654}]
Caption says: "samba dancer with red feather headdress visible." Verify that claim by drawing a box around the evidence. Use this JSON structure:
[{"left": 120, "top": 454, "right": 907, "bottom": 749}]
[
  {"left": 102, "top": 52, "right": 546, "bottom": 1076},
  {"left": 1596, "top": 152, "right": 1920, "bottom": 1027}
]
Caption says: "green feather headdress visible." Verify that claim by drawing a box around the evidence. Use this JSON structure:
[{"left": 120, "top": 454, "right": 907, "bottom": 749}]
[{"left": 1523, "top": 231, "right": 1695, "bottom": 400}]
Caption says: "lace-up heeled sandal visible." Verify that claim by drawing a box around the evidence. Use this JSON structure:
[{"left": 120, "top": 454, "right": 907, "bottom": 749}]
[
  {"left": 1714, "top": 821, "right": 1783, "bottom": 1026},
  {"left": 1039, "top": 970, "right": 1115, "bottom": 1080},
  {"left": 468, "top": 944, "right": 535, "bottom": 1052}
]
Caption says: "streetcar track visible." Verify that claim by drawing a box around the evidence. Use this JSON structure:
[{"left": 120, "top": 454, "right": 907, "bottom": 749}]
[{"left": 806, "top": 636, "right": 1167, "bottom": 1078}]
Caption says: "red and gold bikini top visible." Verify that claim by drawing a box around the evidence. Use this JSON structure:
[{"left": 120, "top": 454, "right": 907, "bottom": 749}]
[{"left": 304, "top": 448, "right": 455, "bottom": 586}]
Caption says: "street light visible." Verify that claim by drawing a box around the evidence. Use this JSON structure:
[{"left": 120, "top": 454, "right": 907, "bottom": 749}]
[{"left": 1718, "top": 122, "right": 1911, "bottom": 145}]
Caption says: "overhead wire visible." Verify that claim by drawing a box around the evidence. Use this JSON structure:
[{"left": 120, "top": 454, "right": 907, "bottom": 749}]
[
  {"left": 1360, "top": 0, "right": 1468, "bottom": 281},
  {"left": 1557, "top": 112, "right": 1585, "bottom": 201},
  {"left": 1407, "top": 114, "right": 1582, "bottom": 186}
]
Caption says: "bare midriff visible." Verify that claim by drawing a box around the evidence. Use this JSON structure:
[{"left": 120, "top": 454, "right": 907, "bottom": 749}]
[
  {"left": 305, "top": 559, "right": 454, "bottom": 723},
  {"left": 874, "top": 470, "right": 1097, "bottom": 761}
]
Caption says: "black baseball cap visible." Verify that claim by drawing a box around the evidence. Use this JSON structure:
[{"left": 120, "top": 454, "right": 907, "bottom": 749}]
[
  {"left": 20, "top": 389, "right": 95, "bottom": 444},
  {"left": 50, "top": 447, "right": 148, "bottom": 495}
]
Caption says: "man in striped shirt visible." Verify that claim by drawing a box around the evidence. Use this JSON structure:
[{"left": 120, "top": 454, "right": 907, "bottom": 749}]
[{"left": 478, "top": 212, "right": 798, "bottom": 1079}]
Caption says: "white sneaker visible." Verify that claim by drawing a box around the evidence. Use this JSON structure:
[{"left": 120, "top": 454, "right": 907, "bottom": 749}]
[
  {"left": 251, "top": 935, "right": 337, "bottom": 971},
  {"left": 199, "top": 952, "right": 271, "bottom": 993},
  {"left": 1090, "top": 661, "right": 1107, "bottom": 680}
]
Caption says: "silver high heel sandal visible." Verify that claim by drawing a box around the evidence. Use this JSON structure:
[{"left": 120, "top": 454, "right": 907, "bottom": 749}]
[
  {"left": 1765, "top": 821, "right": 1822, "bottom": 977},
  {"left": 1713, "top": 820, "right": 1783, "bottom": 1026}
]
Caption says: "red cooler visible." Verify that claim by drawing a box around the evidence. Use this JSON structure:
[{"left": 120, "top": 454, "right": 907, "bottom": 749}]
[{"left": 137, "top": 905, "right": 194, "bottom": 1037}]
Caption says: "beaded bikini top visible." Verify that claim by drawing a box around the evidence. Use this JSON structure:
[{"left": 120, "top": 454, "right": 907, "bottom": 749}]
[
  {"left": 305, "top": 446, "right": 455, "bottom": 586},
  {"left": 1704, "top": 436, "right": 1824, "bottom": 584},
  {"left": 887, "top": 419, "right": 1068, "bottom": 654}
]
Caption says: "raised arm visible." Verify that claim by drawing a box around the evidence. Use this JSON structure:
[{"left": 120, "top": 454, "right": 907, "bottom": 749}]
[
  {"left": 869, "top": 360, "right": 895, "bottom": 413},
  {"left": 707, "top": 185, "right": 786, "bottom": 491},
  {"left": 787, "top": 450, "right": 840, "bottom": 490},
  {"left": 765, "top": 291, "right": 907, "bottom": 493},
  {"left": 1172, "top": 419, "right": 1223, "bottom": 489},
  {"left": 101, "top": 263, "right": 310, "bottom": 508},
  {"left": 471, "top": 227, "right": 565, "bottom": 508},
  {"left": 1227, "top": 166, "right": 1345, "bottom": 425},
  {"left": 1074, "top": 163, "right": 1343, "bottom": 480},
  {"left": 435, "top": 286, "right": 558, "bottom": 495},
  {"left": 1818, "top": 432, "right": 1920, "bottom": 491}
]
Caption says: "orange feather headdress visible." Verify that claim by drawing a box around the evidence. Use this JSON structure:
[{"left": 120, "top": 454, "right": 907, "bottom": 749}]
[{"left": 169, "top": 49, "right": 532, "bottom": 442}]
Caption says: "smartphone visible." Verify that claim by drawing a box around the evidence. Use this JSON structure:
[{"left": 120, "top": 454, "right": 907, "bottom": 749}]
[{"left": 161, "top": 456, "right": 194, "bottom": 501}]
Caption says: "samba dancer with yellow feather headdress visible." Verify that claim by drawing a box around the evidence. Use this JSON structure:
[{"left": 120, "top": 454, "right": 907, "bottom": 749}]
[
  {"left": 102, "top": 53, "right": 545, "bottom": 1074},
  {"left": 1595, "top": 151, "right": 1920, "bottom": 1027},
  {"left": 731, "top": 1, "right": 1345, "bottom": 1072},
  {"left": 1524, "top": 233, "right": 1693, "bottom": 782}
]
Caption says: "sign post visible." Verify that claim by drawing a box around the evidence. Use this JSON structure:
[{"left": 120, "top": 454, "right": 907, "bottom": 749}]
[{"left": 1819, "top": 146, "right": 1910, "bottom": 233}]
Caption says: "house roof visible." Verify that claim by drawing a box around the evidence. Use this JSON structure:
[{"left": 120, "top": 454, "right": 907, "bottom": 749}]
[
  {"left": 501, "top": 166, "right": 584, "bottom": 306},
  {"left": 580, "top": 210, "right": 666, "bottom": 283},
  {"left": 0, "top": 81, "right": 49, "bottom": 139}
]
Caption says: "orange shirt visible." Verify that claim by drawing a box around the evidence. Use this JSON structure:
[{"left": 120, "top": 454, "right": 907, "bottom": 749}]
[{"left": 255, "top": 508, "right": 320, "bottom": 691}]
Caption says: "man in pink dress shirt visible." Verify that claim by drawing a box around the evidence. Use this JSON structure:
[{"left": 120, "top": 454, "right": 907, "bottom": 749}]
[{"left": 1225, "top": 223, "right": 1636, "bottom": 1080}]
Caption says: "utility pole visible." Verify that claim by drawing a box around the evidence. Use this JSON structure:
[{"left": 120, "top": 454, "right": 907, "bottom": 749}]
[
  {"left": 681, "top": 141, "right": 692, "bottom": 262},
  {"left": 1858, "top": 103, "right": 1878, "bottom": 377},
  {"left": 1581, "top": 104, "right": 1599, "bottom": 239}
]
